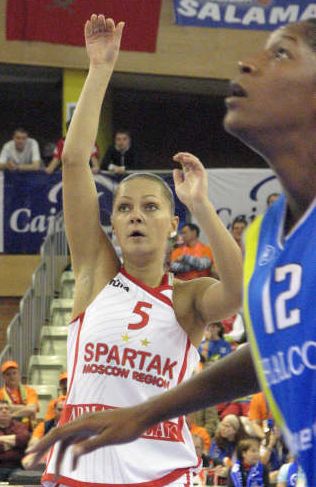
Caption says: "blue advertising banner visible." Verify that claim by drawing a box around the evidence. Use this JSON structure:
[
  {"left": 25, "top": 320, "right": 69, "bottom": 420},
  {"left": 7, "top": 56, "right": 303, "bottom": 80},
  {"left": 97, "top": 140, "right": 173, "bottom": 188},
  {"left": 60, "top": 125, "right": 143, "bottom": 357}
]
[
  {"left": 174, "top": 0, "right": 316, "bottom": 31},
  {"left": 1, "top": 172, "right": 187, "bottom": 254}
]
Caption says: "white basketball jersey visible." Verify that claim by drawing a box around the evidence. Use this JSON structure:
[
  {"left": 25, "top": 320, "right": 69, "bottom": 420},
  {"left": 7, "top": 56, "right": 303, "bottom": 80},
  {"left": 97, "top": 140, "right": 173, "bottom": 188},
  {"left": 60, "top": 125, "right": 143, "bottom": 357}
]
[{"left": 43, "top": 268, "right": 200, "bottom": 486}]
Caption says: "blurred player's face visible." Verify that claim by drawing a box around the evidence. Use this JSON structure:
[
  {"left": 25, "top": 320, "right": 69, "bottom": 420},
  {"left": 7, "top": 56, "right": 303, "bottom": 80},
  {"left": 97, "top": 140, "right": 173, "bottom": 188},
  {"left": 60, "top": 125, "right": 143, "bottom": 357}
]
[
  {"left": 115, "top": 133, "right": 130, "bottom": 151},
  {"left": 224, "top": 23, "right": 316, "bottom": 148},
  {"left": 112, "top": 178, "right": 178, "bottom": 261},
  {"left": 3, "top": 367, "right": 20, "bottom": 388},
  {"left": 242, "top": 442, "right": 260, "bottom": 465},
  {"left": 13, "top": 131, "right": 28, "bottom": 151}
]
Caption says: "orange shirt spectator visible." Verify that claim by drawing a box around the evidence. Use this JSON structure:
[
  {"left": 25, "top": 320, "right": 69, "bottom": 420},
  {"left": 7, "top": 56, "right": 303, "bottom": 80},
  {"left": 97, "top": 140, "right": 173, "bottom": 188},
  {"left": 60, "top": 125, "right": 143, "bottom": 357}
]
[
  {"left": 248, "top": 392, "right": 271, "bottom": 425},
  {"left": 190, "top": 423, "right": 211, "bottom": 453},
  {"left": 45, "top": 371, "right": 67, "bottom": 421},
  {"left": 0, "top": 361, "right": 39, "bottom": 420},
  {"left": 170, "top": 223, "right": 213, "bottom": 280}
]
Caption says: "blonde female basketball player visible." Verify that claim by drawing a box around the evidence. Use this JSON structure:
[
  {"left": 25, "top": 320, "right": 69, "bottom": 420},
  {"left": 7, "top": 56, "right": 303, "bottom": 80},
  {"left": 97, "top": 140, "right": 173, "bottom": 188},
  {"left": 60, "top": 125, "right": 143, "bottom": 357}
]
[
  {"left": 36, "top": 15, "right": 242, "bottom": 487},
  {"left": 30, "top": 16, "right": 316, "bottom": 487}
]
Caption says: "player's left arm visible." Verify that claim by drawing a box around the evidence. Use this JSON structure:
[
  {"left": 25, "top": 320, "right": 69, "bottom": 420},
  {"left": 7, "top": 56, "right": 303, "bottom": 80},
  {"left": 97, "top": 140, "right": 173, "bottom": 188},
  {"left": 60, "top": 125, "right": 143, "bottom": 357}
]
[{"left": 173, "top": 153, "right": 243, "bottom": 325}]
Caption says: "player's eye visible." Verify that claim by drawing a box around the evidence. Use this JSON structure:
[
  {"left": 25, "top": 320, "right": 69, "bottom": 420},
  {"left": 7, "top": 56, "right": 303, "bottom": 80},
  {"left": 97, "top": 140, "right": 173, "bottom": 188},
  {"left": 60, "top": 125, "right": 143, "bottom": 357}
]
[{"left": 118, "top": 203, "right": 130, "bottom": 212}]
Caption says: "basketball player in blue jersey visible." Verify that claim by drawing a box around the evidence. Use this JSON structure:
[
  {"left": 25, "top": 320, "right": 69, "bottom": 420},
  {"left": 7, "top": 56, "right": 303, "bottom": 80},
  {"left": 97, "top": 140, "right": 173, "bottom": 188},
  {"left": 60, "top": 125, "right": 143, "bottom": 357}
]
[{"left": 28, "top": 15, "right": 316, "bottom": 487}]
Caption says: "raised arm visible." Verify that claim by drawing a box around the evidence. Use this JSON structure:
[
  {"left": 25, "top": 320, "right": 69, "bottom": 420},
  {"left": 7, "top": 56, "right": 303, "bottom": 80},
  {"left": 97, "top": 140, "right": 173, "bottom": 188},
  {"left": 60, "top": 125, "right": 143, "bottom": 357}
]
[
  {"left": 173, "top": 152, "right": 243, "bottom": 324},
  {"left": 62, "top": 16, "right": 124, "bottom": 314}
]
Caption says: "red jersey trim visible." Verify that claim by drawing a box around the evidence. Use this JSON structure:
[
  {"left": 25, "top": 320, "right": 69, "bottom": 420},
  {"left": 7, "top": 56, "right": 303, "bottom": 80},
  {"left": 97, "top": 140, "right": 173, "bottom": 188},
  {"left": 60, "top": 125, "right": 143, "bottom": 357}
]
[
  {"left": 42, "top": 465, "right": 192, "bottom": 487},
  {"left": 177, "top": 337, "right": 191, "bottom": 385},
  {"left": 120, "top": 268, "right": 173, "bottom": 308},
  {"left": 69, "top": 311, "right": 85, "bottom": 326}
]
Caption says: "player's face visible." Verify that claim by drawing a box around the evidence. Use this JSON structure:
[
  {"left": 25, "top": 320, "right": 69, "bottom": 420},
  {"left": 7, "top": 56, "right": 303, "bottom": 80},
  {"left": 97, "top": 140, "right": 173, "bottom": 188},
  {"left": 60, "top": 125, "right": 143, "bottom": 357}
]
[
  {"left": 112, "top": 179, "right": 178, "bottom": 260},
  {"left": 224, "top": 23, "right": 316, "bottom": 146}
]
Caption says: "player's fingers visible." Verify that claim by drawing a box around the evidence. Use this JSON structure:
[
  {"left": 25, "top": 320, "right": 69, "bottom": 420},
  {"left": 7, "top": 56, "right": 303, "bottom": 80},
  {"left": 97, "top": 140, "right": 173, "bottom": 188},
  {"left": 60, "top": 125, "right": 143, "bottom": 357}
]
[
  {"left": 105, "top": 18, "right": 115, "bottom": 32},
  {"left": 173, "top": 168, "right": 184, "bottom": 186},
  {"left": 97, "top": 14, "right": 106, "bottom": 31},
  {"left": 91, "top": 14, "right": 98, "bottom": 33},
  {"left": 55, "top": 436, "right": 76, "bottom": 478},
  {"left": 71, "top": 435, "right": 108, "bottom": 470},
  {"left": 85, "top": 20, "right": 92, "bottom": 38},
  {"left": 115, "top": 21, "right": 125, "bottom": 41}
]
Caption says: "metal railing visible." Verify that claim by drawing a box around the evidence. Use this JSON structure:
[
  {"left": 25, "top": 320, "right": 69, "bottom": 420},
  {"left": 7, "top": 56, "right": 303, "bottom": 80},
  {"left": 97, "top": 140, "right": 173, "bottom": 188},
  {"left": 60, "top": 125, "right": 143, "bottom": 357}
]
[{"left": 0, "top": 212, "right": 69, "bottom": 382}]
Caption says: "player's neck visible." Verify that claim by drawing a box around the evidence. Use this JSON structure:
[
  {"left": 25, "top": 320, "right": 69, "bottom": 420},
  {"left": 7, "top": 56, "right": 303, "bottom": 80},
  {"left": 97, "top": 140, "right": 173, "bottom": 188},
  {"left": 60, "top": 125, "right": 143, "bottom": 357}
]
[{"left": 123, "top": 260, "right": 166, "bottom": 288}]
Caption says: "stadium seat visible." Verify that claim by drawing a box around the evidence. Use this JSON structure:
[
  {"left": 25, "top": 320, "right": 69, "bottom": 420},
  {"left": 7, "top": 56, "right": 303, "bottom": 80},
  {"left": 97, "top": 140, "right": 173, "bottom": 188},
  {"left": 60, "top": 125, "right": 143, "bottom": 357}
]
[
  {"left": 28, "top": 355, "right": 67, "bottom": 386},
  {"left": 40, "top": 325, "right": 68, "bottom": 357},
  {"left": 50, "top": 298, "right": 73, "bottom": 326},
  {"left": 60, "top": 271, "right": 75, "bottom": 298},
  {"left": 30, "top": 384, "right": 58, "bottom": 419}
]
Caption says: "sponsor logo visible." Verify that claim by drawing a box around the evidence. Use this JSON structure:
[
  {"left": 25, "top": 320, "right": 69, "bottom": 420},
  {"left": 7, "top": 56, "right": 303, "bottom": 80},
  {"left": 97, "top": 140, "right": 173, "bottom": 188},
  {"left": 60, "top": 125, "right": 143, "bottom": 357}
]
[
  {"left": 108, "top": 278, "right": 129, "bottom": 292},
  {"left": 259, "top": 245, "right": 276, "bottom": 266}
]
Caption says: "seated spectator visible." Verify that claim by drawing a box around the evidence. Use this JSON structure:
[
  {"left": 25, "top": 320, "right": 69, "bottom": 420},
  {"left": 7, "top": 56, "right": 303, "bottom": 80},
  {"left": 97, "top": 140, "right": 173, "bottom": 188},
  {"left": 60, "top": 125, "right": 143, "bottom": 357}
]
[
  {"left": 45, "top": 121, "right": 100, "bottom": 174},
  {"left": 0, "top": 361, "right": 38, "bottom": 428},
  {"left": 44, "top": 371, "right": 67, "bottom": 421},
  {"left": 277, "top": 457, "right": 307, "bottom": 486},
  {"left": 228, "top": 437, "right": 270, "bottom": 486},
  {"left": 101, "top": 129, "right": 136, "bottom": 174},
  {"left": 170, "top": 223, "right": 213, "bottom": 280},
  {"left": 200, "top": 322, "right": 232, "bottom": 362},
  {"left": 0, "top": 400, "right": 30, "bottom": 481},
  {"left": 209, "top": 414, "right": 248, "bottom": 469},
  {"left": 187, "top": 413, "right": 211, "bottom": 454},
  {"left": 231, "top": 216, "right": 247, "bottom": 254},
  {"left": 0, "top": 128, "right": 41, "bottom": 171},
  {"left": 22, "top": 398, "right": 65, "bottom": 469},
  {"left": 194, "top": 405, "right": 219, "bottom": 439},
  {"left": 260, "top": 422, "right": 288, "bottom": 483}
]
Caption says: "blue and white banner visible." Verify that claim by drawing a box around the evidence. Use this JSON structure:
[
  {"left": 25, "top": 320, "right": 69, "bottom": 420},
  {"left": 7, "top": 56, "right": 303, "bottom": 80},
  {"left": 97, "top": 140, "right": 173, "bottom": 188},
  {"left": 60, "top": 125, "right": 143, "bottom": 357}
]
[
  {"left": 174, "top": 0, "right": 316, "bottom": 31},
  {"left": 0, "top": 172, "right": 187, "bottom": 254}
]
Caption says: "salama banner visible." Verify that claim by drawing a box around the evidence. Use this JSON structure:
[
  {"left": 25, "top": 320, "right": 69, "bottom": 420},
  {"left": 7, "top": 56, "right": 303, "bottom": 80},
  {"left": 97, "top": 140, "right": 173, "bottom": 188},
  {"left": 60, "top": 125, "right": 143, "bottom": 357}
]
[
  {"left": 173, "top": 0, "right": 316, "bottom": 31},
  {"left": 6, "top": 0, "right": 162, "bottom": 52},
  {"left": 0, "top": 169, "right": 281, "bottom": 254}
]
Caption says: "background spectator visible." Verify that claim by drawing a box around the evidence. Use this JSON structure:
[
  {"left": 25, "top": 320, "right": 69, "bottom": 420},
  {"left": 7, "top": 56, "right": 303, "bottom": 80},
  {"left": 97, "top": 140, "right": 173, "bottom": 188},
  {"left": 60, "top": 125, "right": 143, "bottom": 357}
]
[
  {"left": 0, "top": 128, "right": 41, "bottom": 172},
  {"left": 194, "top": 405, "right": 219, "bottom": 440},
  {"left": 248, "top": 392, "right": 271, "bottom": 439},
  {"left": 187, "top": 413, "right": 211, "bottom": 454},
  {"left": 0, "top": 361, "right": 38, "bottom": 429},
  {"left": 230, "top": 216, "right": 247, "bottom": 254},
  {"left": 200, "top": 322, "right": 232, "bottom": 363},
  {"left": 266, "top": 192, "right": 280, "bottom": 207},
  {"left": 228, "top": 437, "right": 270, "bottom": 486},
  {"left": 209, "top": 415, "right": 248, "bottom": 470},
  {"left": 170, "top": 223, "right": 214, "bottom": 280},
  {"left": 101, "top": 129, "right": 136, "bottom": 174},
  {"left": 45, "top": 121, "right": 100, "bottom": 174},
  {"left": 44, "top": 371, "right": 67, "bottom": 421},
  {"left": 260, "top": 422, "right": 288, "bottom": 484},
  {"left": 22, "top": 398, "right": 65, "bottom": 470},
  {"left": 277, "top": 457, "right": 307, "bottom": 486},
  {"left": 0, "top": 400, "right": 30, "bottom": 481}
]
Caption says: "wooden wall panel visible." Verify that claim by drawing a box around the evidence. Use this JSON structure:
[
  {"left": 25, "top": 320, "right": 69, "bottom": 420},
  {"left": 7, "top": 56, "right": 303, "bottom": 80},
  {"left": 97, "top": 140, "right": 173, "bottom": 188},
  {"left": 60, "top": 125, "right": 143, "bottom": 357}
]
[
  {"left": 0, "top": 255, "right": 41, "bottom": 296},
  {"left": 0, "top": 0, "right": 267, "bottom": 79}
]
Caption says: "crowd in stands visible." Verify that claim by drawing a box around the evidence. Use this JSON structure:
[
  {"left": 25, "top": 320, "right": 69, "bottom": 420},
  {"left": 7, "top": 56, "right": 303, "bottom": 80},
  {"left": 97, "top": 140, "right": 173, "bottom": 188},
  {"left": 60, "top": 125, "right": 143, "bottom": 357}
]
[
  {"left": 0, "top": 360, "right": 67, "bottom": 482},
  {"left": 0, "top": 126, "right": 136, "bottom": 174}
]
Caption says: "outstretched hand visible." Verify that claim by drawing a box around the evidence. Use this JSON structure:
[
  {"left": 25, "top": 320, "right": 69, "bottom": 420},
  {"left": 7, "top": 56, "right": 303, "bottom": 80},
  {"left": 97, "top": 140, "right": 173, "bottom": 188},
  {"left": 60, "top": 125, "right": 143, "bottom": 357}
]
[
  {"left": 85, "top": 14, "right": 125, "bottom": 66},
  {"left": 25, "top": 407, "right": 147, "bottom": 476},
  {"left": 173, "top": 152, "right": 208, "bottom": 212}
]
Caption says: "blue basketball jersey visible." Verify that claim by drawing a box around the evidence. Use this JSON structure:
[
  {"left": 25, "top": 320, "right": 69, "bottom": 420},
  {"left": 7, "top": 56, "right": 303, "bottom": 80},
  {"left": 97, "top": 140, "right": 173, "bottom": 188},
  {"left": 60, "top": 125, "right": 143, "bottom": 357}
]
[{"left": 243, "top": 193, "right": 316, "bottom": 485}]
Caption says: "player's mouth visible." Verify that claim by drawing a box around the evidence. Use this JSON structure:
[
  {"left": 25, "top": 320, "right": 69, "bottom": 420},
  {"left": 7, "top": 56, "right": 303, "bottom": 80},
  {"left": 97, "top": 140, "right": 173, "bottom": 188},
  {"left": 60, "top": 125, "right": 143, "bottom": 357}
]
[
  {"left": 128, "top": 230, "right": 146, "bottom": 239},
  {"left": 225, "top": 82, "right": 248, "bottom": 107}
]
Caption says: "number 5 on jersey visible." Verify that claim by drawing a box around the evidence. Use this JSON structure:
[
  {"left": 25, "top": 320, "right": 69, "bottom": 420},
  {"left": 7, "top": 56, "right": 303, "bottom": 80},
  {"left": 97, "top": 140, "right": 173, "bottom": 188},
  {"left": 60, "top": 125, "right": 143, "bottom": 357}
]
[{"left": 128, "top": 301, "right": 153, "bottom": 330}]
